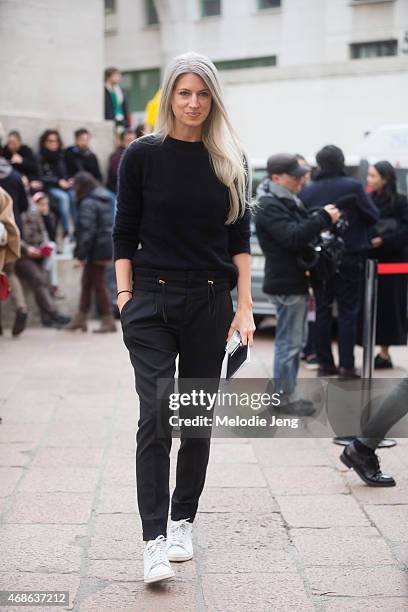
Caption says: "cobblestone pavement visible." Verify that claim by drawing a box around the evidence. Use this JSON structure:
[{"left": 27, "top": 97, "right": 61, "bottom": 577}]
[{"left": 0, "top": 325, "right": 407, "bottom": 611}]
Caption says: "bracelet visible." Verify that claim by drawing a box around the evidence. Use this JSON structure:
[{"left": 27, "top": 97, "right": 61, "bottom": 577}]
[{"left": 117, "top": 290, "right": 133, "bottom": 297}]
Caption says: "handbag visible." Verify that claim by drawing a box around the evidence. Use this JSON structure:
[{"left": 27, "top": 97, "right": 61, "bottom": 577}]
[{"left": 0, "top": 271, "right": 10, "bottom": 301}]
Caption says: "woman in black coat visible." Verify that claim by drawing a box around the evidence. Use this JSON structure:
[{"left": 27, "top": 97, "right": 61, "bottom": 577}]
[
  {"left": 366, "top": 161, "right": 408, "bottom": 368},
  {"left": 64, "top": 172, "right": 116, "bottom": 334},
  {"left": 37, "top": 130, "right": 75, "bottom": 239},
  {"left": 3, "top": 131, "right": 39, "bottom": 181}
]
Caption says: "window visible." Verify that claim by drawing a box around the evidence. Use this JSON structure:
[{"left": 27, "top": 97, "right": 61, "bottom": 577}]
[
  {"left": 201, "top": 0, "right": 221, "bottom": 17},
  {"left": 351, "top": 0, "right": 394, "bottom": 4},
  {"left": 350, "top": 40, "right": 398, "bottom": 59},
  {"left": 104, "top": 0, "right": 116, "bottom": 14},
  {"left": 122, "top": 69, "right": 161, "bottom": 112},
  {"left": 258, "top": 0, "right": 281, "bottom": 9},
  {"left": 215, "top": 56, "right": 277, "bottom": 70},
  {"left": 104, "top": 0, "right": 117, "bottom": 32},
  {"left": 146, "top": 0, "right": 159, "bottom": 25}
]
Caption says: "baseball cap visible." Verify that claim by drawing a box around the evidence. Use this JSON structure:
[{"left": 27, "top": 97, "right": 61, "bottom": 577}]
[{"left": 267, "top": 154, "right": 310, "bottom": 178}]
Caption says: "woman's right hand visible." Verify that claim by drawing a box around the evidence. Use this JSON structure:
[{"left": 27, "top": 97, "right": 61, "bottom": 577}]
[
  {"left": 117, "top": 292, "right": 132, "bottom": 314},
  {"left": 323, "top": 204, "right": 341, "bottom": 225}
]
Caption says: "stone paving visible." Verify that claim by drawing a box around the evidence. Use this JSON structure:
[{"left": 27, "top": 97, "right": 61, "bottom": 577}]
[{"left": 0, "top": 324, "right": 407, "bottom": 611}]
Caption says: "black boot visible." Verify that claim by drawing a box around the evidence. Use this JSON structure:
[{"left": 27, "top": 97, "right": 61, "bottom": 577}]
[
  {"left": 374, "top": 354, "right": 393, "bottom": 369},
  {"left": 340, "top": 440, "right": 396, "bottom": 487},
  {"left": 12, "top": 308, "right": 27, "bottom": 336}
]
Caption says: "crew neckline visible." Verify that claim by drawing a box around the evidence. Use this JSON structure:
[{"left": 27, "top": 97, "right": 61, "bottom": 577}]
[{"left": 165, "top": 135, "right": 205, "bottom": 149}]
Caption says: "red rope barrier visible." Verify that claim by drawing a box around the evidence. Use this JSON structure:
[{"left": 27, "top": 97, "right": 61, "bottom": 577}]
[{"left": 378, "top": 263, "right": 408, "bottom": 275}]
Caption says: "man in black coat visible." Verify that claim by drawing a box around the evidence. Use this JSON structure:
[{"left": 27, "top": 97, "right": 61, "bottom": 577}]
[
  {"left": 3, "top": 130, "right": 39, "bottom": 181},
  {"left": 65, "top": 129, "right": 102, "bottom": 182},
  {"left": 300, "top": 145, "right": 379, "bottom": 378},
  {"left": 255, "top": 154, "right": 340, "bottom": 415}
]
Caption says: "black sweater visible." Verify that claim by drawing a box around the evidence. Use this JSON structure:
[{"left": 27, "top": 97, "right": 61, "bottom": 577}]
[{"left": 112, "top": 135, "right": 251, "bottom": 284}]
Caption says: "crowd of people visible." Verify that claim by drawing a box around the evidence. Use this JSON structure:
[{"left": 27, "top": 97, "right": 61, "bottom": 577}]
[
  {"left": 0, "top": 123, "right": 144, "bottom": 336},
  {"left": 1, "top": 124, "right": 407, "bottom": 365},
  {"left": 255, "top": 145, "right": 408, "bottom": 417}
]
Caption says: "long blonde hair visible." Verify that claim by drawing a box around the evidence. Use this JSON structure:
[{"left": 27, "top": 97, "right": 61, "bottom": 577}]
[{"left": 155, "top": 51, "right": 250, "bottom": 224}]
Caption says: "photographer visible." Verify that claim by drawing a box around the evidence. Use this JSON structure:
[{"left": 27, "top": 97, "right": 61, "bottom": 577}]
[
  {"left": 255, "top": 154, "right": 340, "bottom": 415},
  {"left": 300, "top": 145, "right": 379, "bottom": 379}
]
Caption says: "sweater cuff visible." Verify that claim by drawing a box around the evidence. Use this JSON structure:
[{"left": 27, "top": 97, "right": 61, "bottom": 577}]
[
  {"left": 113, "top": 241, "right": 136, "bottom": 261},
  {"left": 229, "top": 239, "right": 251, "bottom": 257}
]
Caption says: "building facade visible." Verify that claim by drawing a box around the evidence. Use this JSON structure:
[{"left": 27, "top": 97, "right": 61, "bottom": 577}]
[
  {"left": 104, "top": 0, "right": 408, "bottom": 162},
  {"left": 0, "top": 0, "right": 113, "bottom": 168}
]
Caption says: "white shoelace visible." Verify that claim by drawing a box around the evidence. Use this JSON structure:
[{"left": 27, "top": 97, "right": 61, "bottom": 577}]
[
  {"left": 168, "top": 519, "right": 191, "bottom": 545},
  {"left": 145, "top": 535, "right": 168, "bottom": 569}
]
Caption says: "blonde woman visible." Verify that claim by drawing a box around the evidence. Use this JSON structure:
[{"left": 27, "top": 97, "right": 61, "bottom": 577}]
[{"left": 113, "top": 52, "right": 255, "bottom": 584}]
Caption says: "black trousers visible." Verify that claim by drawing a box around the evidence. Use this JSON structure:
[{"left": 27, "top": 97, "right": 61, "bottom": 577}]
[
  {"left": 314, "top": 256, "right": 363, "bottom": 370},
  {"left": 359, "top": 377, "right": 408, "bottom": 449},
  {"left": 120, "top": 268, "right": 233, "bottom": 541}
]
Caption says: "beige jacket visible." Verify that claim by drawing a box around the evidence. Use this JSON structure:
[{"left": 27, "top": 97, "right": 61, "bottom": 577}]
[{"left": 0, "top": 187, "right": 21, "bottom": 272}]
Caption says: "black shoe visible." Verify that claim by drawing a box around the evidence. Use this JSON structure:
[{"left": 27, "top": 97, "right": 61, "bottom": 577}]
[
  {"left": 53, "top": 314, "right": 71, "bottom": 325},
  {"left": 317, "top": 365, "right": 339, "bottom": 377},
  {"left": 304, "top": 355, "right": 319, "bottom": 371},
  {"left": 43, "top": 314, "right": 71, "bottom": 328},
  {"left": 12, "top": 309, "right": 27, "bottom": 336},
  {"left": 52, "top": 314, "right": 71, "bottom": 328},
  {"left": 340, "top": 441, "right": 396, "bottom": 487},
  {"left": 374, "top": 354, "right": 393, "bottom": 369},
  {"left": 338, "top": 367, "right": 360, "bottom": 380},
  {"left": 274, "top": 399, "right": 316, "bottom": 417}
]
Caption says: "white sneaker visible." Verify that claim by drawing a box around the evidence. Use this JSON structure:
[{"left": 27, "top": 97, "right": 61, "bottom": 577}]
[
  {"left": 143, "top": 535, "right": 175, "bottom": 584},
  {"left": 166, "top": 519, "right": 193, "bottom": 562}
]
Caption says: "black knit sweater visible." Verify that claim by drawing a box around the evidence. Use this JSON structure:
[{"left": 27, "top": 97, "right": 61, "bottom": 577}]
[{"left": 112, "top": 135, "right": 251, "bottom": 283}]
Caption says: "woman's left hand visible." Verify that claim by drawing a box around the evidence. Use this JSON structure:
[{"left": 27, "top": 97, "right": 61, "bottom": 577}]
[
  {"left": 371, "top": 236, "right": 383, "bottom": 248},
  {"left": 227, "top": 306, "right": 256, "bottom": 347}
]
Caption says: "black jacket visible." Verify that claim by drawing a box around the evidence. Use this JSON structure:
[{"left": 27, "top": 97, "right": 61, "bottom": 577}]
[
  {"left": 3, "top": 144, "right": 39, "bottom": 180},
  {"left": 38, "top": 149, "right": 69, "bottom": 189},
  {"left": 104, "top": 87, "right": 129, "bottom": 127},
  {"left": 255, "top": 180, "right": 332, "bottom": 295},
  {"left": 65, "top": 146, "right": 102, "bottom": 181},
  {"left": 368, "top": 192, "right": 408, "bottom": 260},
  {"left": 74, "top": 186, "right": 113, "bottom": 262},
  {"left": 300, "top": 174, "right": 379, "bottom": 254}
]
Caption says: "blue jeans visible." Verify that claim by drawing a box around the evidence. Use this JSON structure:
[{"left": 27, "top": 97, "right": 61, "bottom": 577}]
[
  {"left": 48, "top": 187, "right": 76, "bottom": 234},
  {"left": 269, "top": 294, "right": 308, "bottom": 399}
]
